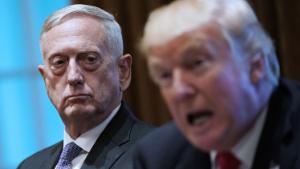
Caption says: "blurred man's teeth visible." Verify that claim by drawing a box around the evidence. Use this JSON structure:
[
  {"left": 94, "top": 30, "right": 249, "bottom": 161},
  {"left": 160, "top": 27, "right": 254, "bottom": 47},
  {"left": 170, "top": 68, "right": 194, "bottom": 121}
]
[
  {"left": 187, "top": 111, "right": 212, "bottom": 125},
  {"left": 192, "top": 116, "right": 209, "bottom": 125}
]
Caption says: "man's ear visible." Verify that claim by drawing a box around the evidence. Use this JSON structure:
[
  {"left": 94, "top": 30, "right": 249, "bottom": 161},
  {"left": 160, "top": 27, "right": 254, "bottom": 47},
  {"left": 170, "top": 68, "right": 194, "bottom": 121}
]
[
  {"left": 118, "top": 53, "right": 132, "bottom": 91},
  {"left": 250, "top": 52, "right": 265, "bottom": 84},
  {"left": 38, "top": 64, "right": 47, "bottom": 81}
]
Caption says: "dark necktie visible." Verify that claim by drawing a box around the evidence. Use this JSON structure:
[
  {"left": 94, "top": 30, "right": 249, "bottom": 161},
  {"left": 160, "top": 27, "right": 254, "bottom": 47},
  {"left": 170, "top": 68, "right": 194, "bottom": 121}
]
[
  {"left": 55, "top": 142, "right": 82, "bottom": 169},
  {"left": 216, "top": 151, "right": 241, "bottom": 169}
]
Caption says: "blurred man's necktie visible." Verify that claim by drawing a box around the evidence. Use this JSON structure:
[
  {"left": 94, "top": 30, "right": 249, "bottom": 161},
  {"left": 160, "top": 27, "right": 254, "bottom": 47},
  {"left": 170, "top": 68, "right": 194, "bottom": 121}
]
[{"left": 216, "top": 151, "right": 241, "bottom": 169}]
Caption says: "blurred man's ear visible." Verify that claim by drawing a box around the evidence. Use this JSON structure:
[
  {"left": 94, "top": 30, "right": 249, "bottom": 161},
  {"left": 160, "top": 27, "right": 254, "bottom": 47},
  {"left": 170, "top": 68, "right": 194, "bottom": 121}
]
[
  {"left": 118, "top": 53, "right": 132, "bottom": 91},
  {"left": 250, "top": 51, "right": 265, "bottom": 84}
]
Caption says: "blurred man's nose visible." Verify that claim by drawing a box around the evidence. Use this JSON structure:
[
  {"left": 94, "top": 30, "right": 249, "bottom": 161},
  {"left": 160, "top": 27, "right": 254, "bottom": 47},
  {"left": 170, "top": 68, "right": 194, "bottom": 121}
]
[
  {"left": 171, "top": 70, "right": 195, "bottom": 102},
  {"left": 67, "top": 59, "right": 84, "bottom": 87}
]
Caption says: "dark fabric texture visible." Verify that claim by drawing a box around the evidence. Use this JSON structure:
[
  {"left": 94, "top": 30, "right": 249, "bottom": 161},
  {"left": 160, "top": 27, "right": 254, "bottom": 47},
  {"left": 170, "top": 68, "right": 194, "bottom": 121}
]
[
  {"left": 133, "top": 79, "right": 300, "bottom": 169},
  {"left": 17, "top": 102, "right": 153, "bottom": 169}
]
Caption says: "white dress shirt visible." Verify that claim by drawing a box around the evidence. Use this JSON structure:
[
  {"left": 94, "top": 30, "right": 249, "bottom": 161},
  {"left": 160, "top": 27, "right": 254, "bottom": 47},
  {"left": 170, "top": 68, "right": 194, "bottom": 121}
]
[
  {"left": 210, "top": 107, "right": 268, "bottom": 169},
  {"left": 62, "top": 104, "right": 120, "bottom": 169}
]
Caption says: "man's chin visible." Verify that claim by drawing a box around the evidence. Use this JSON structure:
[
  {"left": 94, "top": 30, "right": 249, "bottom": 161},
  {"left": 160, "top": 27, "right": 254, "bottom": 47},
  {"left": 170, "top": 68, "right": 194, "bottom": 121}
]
[
  {"left": 184, "top": 128, "right": 220, "bottom": 151},
  {"left": 189, "top": 133, "right": 230, "bottom": 152},
  {"left": 64, "top": 105, "right": 96, "bottom": 117}
]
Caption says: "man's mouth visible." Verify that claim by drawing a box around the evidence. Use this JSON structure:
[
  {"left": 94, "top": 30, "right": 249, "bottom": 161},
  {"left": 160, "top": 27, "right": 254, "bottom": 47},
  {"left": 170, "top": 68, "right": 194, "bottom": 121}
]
[
  {"left": 187, "top": 110, "right": 213, "bottom": 126},
  {"left": 65, "top": 94, "right": 91, "bottom": 103}
]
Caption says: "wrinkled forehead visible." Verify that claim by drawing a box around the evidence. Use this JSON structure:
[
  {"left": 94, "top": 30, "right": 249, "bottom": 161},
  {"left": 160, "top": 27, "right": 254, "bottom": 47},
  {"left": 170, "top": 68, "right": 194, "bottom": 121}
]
[{"left": 40, "top": 16, "right": 107, "bottom": 58}]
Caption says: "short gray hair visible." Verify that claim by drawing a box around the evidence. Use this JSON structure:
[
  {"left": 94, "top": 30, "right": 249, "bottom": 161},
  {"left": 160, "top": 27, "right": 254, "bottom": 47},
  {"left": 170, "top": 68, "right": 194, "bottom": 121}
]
[
  {"left": 41, "top": 4, "right": 123, "bottom": 58},
  {"left": 142, "top": 0, "right": 280, "bottom": 84}
]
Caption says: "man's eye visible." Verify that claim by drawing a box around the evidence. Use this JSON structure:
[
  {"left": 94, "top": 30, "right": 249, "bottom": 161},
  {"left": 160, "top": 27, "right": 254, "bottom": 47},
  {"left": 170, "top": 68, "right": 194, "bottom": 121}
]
[
  {"left": 53, "top": 59, "right": 65, "bottom": 65},
  {"left": 80, "top": 53, "right": 101, "bottom": 66},
  {"left": 51, "top": 57, "right": 67, "bottom": 67},
  {"left": 152, "top": 71, "right": 172, "bottom": 87},
  {"left": 194, "top": 59, "right": 204, "bottom": 65},
  {"left": 191, "top": 59, "right": 204, "bottom": 68},
  {"left": 79, "top": 53, "right": 101, "bottom": 71},
  {"left": 185, "top": 58, "right": 207, "bottom": 71},
  {"left": 86, "top": 55, "right": 97, "bottom": 63},
  {"left": 159, "top": 72, "right": 172, "bottom": 80},
  {"left": 49, "top": 56, "right": 67, "bottom": 75}
]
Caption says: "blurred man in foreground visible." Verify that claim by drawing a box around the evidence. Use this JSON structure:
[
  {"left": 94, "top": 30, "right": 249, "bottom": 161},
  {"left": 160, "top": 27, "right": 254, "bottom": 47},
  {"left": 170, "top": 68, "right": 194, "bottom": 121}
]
[
  {"left": 18, "top": 4, "right": 152, "bottom": 169},
  {"left": 134, "top": 0, "right": 300, "bottom": 168}
]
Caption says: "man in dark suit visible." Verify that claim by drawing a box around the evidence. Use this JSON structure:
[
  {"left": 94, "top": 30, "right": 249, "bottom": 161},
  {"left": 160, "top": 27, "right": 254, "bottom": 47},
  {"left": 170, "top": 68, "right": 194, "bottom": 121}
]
[
  {"left": 18, "top": 4, "right": 152, "bottom": 169},
  {"left": 134, "top": 0, "right": 300, "bottom": 168}
]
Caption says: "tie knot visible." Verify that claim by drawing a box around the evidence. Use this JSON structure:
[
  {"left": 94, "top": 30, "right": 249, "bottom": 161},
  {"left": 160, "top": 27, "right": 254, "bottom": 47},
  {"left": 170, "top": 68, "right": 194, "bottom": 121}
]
[
  {"left": 62, "top": 142, "right": 82, "bottom": 161},
  {"left": 56, "top": 142, "right": 82, "bottom": 169},
  {"left": 216, "top": 151, "right": 241, "bottom": 169}
]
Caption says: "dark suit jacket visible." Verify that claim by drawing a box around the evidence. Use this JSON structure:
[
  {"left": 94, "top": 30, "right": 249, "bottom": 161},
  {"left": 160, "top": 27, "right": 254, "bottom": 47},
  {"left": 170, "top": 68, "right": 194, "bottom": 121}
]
[
  {"left": 134, "top": 79, "right": 300, "bottom": 169},
  {"left": 18, "top": 102, "right": 153, "bottom": 169}
]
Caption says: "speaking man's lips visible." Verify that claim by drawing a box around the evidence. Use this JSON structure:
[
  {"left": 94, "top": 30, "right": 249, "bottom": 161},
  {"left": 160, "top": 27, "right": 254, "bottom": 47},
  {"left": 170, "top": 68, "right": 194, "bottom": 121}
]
[{"left": 186, "top": 110, "right": 213, "bottom": 126}]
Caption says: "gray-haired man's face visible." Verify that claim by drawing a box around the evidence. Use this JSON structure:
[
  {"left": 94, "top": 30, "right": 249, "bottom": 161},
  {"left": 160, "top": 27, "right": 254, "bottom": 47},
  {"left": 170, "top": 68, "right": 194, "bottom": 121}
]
[{"left": 39, "top": 16, "right": 130, "bottom": 134}]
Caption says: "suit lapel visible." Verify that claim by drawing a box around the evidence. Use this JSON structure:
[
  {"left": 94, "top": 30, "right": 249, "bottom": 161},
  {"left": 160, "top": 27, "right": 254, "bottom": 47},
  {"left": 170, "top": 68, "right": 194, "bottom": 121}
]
[
  {"left": 40, "top": 142, "right": 63, "bottom": 169},
  {"left": 252, "top": 80, "right": 297, "bottom": 169},
  {"left": 81, "top": 103, "right": 135, "bottom": 169}
]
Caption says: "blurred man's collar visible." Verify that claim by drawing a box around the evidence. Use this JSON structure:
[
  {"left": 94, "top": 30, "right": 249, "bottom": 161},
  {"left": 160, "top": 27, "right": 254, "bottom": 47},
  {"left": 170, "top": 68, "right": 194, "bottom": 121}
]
[{"left": 210, "top": 106, "right": 268, "bottom": 169}]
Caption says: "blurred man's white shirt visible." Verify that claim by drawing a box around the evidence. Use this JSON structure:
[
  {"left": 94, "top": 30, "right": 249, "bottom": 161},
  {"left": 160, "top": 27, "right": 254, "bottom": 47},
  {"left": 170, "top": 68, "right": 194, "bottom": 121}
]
[{"left": 210, "top": 107, "right": 268, "bottom": 169}]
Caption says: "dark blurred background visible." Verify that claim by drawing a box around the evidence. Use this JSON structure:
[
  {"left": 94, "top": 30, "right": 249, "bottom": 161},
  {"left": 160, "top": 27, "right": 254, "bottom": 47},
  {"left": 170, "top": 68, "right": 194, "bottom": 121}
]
[{"left": 0, "top": 0, "right": 299, "bottom": 168}]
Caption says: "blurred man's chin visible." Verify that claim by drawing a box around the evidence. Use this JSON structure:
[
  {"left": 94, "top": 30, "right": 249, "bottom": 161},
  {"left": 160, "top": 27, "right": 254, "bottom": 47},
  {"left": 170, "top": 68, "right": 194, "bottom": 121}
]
[
  {"left": 188, "top": 131, "right": 231, "bottom": 152},
  {"left": 190, "top": 137, "right": 218, "bottom": 152}
]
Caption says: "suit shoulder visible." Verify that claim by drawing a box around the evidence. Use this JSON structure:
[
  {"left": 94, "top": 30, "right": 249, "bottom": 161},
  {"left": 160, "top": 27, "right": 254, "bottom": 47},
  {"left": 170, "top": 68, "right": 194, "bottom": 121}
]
[
  {"left": 138, "top": 122, "right": 186, "bottom": 147},
  {"left": 17, "top": 141, "right": 62, "bottom": 169},
  {"left": 134, "top": 122, "right": 190, "bottom": 169},
  {"left": 278, "top": 79, "right": 300, "bottom": 128},
  {"left": 130, "top": 119, "right": 154, "bottom": 139}
]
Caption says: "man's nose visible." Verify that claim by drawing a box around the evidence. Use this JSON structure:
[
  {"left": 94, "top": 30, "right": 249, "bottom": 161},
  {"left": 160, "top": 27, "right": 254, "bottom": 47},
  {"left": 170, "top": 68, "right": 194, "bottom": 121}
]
[
  {"left": 67, "top": 59, "right": 84, "bottom": 86},
  {"left": 171, "top": 70, "right": 195, "bottom": 101}
]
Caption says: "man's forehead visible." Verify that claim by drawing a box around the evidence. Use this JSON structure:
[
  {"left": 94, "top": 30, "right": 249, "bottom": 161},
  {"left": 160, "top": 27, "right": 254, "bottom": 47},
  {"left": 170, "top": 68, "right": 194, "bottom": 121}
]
[
  {"left": 147, "top": 25, "right": 227, "bottom": 57},
  {"left": 40, "top": 16, "right": 107, "bottom": 58},
  {"left": 143, "top": 0, "right": 218, "bottom": 50}
]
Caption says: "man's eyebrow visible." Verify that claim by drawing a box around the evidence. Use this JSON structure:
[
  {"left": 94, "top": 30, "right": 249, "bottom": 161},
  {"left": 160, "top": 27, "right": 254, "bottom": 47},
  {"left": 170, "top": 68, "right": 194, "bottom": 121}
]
[
  {"left": 179, "top": 43, "right": 209, "bottom": 59},
  {"left": 47, "top": 52, "right": 67, "bottom": 61}
]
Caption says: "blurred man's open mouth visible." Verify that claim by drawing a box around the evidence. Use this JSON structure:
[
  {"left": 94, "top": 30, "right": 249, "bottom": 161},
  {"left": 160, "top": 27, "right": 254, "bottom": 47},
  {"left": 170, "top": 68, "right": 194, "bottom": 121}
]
[{"left": 187, "top": 110, "right": 213, "bottom": 126}]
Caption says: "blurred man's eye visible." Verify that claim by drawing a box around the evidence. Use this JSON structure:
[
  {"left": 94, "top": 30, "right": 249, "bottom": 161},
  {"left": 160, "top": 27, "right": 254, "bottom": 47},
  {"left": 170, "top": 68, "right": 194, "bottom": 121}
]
[
  {"left": 158, "top": 71, "right": 172, "bottom": 82},
  {"left": 192, "top": 59, "right": 204, "bottom": 67},
  {"left": 151, "top": 70, "right": 173, "bottom": 87},
  {"left": 184, "top": 56, "right": 210, "bottom": 74},
  {"left": 181, "top": 46, "right": 212, "bottom": 73}
]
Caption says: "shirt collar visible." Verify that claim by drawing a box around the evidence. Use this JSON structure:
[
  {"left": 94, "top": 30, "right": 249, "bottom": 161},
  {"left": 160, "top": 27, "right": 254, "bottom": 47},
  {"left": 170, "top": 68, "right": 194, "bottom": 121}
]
[
  {"left": 210, "top": 107, "right": 268, "bottom": 169},
  {"left": 63, "top": 104, "right": 121, "bottom": 153}
]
